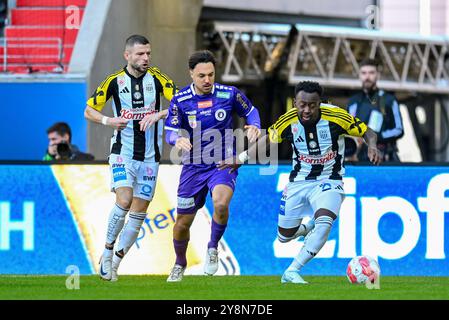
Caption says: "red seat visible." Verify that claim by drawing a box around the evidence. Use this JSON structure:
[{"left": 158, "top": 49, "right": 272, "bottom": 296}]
[
  {"left": 16, "top": 0, "right": 87, "bottom": 8},
  {"left": 5, "top": 26, "right": 79, "bottom": 45},
  {"left": 3, "top": 1, "right": 86, "bottom": 73},
  {"left": 11, "top": 8, "right": 85, "bottom": 26}
]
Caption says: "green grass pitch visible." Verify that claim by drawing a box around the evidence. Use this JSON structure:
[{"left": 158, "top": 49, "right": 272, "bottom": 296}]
[{"left": 1, "top": 275, "right": 449, "bottom": 300}]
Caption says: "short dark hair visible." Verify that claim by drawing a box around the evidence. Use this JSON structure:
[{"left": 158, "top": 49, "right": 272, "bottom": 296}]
[
  {"left": 360, "top": 58, "right": 379, "bottom": 69},
  {"left": 125, "top": 34, "right": 149, "bottom": 48},
  {"left": 188, "top": 50, "right": 216, "bottom": 70},
  {"left": 47, "top": 122, "right": 72, "bottom": 142},
  {"left": 294, "top": 81, "right": 323, "bottom": 97}
]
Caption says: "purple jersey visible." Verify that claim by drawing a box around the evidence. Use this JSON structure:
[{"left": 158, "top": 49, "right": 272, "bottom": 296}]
[{"left": 165, "top": 83, "right": 260, "bottom": 165}]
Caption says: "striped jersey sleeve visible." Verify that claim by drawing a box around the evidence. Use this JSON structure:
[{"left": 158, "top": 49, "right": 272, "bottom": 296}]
[
  {"left": 320, "top": 105, "right": 367, "bottom": 137},
  {"left": 86, "top": 70, "right": 122, "bottom": 111},
  {"left": 268, "top": 108, "right": 298, "bottom": 143}
]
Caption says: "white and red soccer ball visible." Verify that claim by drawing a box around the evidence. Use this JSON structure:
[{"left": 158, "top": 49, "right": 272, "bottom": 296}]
[{"left": 346, "top": 255, "right": 381, "bottom": 284}]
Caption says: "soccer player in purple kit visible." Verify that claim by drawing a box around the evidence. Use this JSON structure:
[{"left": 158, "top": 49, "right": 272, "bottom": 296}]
[{"left": 164, "top": 50, "right": 261, "bottom": 282}]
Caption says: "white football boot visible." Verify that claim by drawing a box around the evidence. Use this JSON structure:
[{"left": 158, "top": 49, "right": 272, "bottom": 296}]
[
  {"left": 110, "top": 252, "right": 123, "bottom": 282},
  {"left": 167, "top": 264, "right": 186, "bottom": 282},
  {"left": 281, "top": 270, "right": 308, "bottom": 284},
  {"left": 99, "top": 249, "right": 113, "bottom": 281},
  {"left": 204, "top": 248, "right": 219, "bottom": 275}
]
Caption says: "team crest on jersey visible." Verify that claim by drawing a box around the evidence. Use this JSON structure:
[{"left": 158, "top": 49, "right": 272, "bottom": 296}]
[
  {"left": 188, "top": 115, "right": 197, "bottom": 128},
  {"left": 215, "top": 108, "right": 227, "bottom": 121},
  {"left": 118, "top": 77, "right": 125, "bottom": 87},
  {"left": 319, "top": 129, "right": 329, "bottom": 140},
  {"left": 145, "top": 83, "right": 153, "bottom": 93}
]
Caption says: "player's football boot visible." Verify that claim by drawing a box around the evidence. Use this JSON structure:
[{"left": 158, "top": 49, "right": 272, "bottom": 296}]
[
  {"left": 110, "top": 251, "right": 123, "bottom": 282},
  {"left": 204, "top": 247, "right": 219, "bottom": 275},
  {"left": 167, "top": 264, "right": 186, "bottom": 282},
  {"left": 99, "top": 249, "right": 113, "bottom": 281},
  {"left": 281, "top": 270, "right": 308, "bottom": 284}
]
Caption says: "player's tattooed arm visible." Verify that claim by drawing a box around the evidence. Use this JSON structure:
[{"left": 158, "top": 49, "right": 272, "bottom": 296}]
[{"left": 363, "top": 127, "right": 382, "bottom": 165}]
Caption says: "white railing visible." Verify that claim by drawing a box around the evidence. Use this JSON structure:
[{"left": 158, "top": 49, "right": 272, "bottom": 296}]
[{"left": 0, "top": 37, "right": 63, "bottom": 73}]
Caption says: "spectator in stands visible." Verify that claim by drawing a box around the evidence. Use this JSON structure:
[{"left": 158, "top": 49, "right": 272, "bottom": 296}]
[
  {"left": 43, "top": 122, "right": 94, "bottom": 161},
  {"left": 347, "top": 58, "right": 404, "bottom": 162}
]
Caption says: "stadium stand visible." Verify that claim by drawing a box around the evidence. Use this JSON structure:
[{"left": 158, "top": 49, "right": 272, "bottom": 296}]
[{"left": 0, "top": 0, "right": 86, "bottom": 73}]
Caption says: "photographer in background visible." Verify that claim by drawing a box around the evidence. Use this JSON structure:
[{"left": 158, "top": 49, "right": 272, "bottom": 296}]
[{"left": 43, "top": 122, "right": 94, "bottom": 161}]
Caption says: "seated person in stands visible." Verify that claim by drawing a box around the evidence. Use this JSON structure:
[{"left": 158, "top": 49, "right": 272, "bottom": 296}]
[{"left": 43, "top": 122, "right": 94, "bottom": 161}]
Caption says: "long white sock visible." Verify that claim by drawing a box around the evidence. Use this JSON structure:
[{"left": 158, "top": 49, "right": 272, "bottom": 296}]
[
  {"left": 106, "top": 204, "right": 128, "bottom": 245},
  {"left": 116, "top": 212, "right": 147, "bottom": 256},
  {"left": 287, "top": 216, "right": 333, "bottom": 271}
]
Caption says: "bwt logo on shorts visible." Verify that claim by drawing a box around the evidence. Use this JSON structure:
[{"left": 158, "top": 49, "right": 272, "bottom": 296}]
[
  {"left": 143, "top": 176, "right": 156, "bottom": 181},
  {"left": 177, "top": 197, "right": 195, "bottom": 209},
  {"left": 120, "top": 107, "right": 156, "bottom": 120},
  {"left": 112, "top": 167, "right": 127, "bottom": 182}
]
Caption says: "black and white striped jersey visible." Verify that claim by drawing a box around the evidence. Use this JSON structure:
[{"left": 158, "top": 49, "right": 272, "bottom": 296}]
[
  {"left": 87, "top": 66, "right": 176, "bottom": 162},
  {"left": 268, "top": 104, "right": 368, "bottom": 181}
]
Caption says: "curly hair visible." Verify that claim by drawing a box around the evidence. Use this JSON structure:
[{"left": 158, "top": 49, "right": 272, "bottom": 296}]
[{"left": 294, "top": 81, "right": 323, "bottom": 97}]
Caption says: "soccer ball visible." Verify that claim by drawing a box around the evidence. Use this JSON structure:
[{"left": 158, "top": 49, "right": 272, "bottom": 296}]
[{"left": 346, "top": 255, "right": 380, "bottom": 284}]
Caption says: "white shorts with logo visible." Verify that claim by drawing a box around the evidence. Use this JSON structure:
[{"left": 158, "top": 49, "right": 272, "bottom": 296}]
[
  {"left": 278, "top": 179, "right": 345, "bottom": 229},
  {"left": 109, "top": 154, "right": 159, "bottom": 201}
]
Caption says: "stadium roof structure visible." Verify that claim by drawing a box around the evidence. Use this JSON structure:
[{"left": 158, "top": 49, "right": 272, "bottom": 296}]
[{"left": 204, "top": 22, "right": 449, "bottom": 94}]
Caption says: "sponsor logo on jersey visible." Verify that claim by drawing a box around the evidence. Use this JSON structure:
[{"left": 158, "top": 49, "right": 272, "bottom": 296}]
[
  {"left": 134, "top": 92, "right": 142, "bottom": 100},
  {"left": 297, "top": 150, "right": 337, "bottom": 165},
  {"left": 200, "top": 109, "right": 212, "bottom": 116},
  {"left": 178, "top": 94, "right": 192, "bottom": 102},
  {"left": 172, "top": 104, "right": 178, "bottom": 116},
  {"left": 215, "top": 108, "right": 227, "bottom": 121},
  {"left": 236, "top": 93, "right": 249, "bottom": 110},
  {"left": 217, "top": 91, "right": 231, "bottom": 99},
  {"left": 198, "top": 100, "right": 213, "bottom": 109},
  {"left": 120, "top": 107, "right": 156, "bottom": 120},
  {"left": 140, "top": 184, "right": 153, "bottom": 197},
  {"left": 186, "top": 110, "right": 197, "bottom": 115},
  {"left": 308, "top": 140, "right": 318, "bottom": 149},
  {"left": 177, "top": 197, "right": 195, "bottom": 209},
  {"left": 188, "top": 115, "right": 197, "bottom": 128}
]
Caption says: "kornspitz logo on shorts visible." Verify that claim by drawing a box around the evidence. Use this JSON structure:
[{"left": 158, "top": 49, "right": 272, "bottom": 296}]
[{"left": 215, "top": 108, "right": 227, "bottom": 121}]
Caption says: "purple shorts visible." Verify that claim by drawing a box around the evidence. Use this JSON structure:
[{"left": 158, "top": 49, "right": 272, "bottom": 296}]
[{"left": 176, "top": 164, "right": 238, "bottom": 214}]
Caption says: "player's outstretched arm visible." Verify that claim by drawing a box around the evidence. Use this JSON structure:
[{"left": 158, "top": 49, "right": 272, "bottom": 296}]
[
  {"left": 362, "top": 127, "right": 382, "bottom": 165},
  {"left": 217, "top": 133, "right": 271, "bottom": 172},
  {"left": 84, "top": 106, "right": 128, "bottom": 131}
]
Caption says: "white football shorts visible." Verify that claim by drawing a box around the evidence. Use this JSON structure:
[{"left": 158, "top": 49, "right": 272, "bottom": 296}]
[
  {"left": 109, "top": 154, "right": 159, "bottom": 201},
  {"left": 278, "top": 179, "right": 345, "bottom": 229}
]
